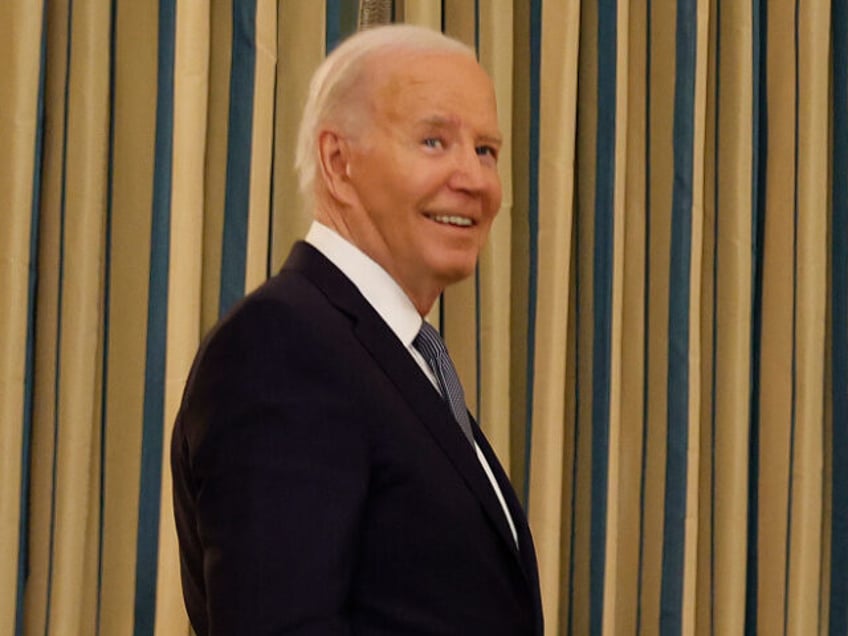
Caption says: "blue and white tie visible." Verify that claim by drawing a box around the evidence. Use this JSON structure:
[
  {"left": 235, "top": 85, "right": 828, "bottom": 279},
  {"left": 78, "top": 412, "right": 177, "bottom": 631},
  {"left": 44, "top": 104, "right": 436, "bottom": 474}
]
[{"left": 413, "top": 321, "right": 475, "bottom": 446}]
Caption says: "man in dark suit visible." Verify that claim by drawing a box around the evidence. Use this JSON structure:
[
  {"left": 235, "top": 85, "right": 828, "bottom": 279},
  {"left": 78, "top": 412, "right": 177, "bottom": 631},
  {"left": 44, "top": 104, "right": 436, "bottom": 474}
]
[{"left": 171, "top": 24, "right": 543, "bottom": 635}]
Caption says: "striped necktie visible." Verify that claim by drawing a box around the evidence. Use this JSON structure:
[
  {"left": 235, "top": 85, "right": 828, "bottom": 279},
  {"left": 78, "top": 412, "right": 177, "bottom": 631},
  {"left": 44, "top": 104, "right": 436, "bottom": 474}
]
[{"left": 413, "top": 321, "right": 475, "bottom": 446}]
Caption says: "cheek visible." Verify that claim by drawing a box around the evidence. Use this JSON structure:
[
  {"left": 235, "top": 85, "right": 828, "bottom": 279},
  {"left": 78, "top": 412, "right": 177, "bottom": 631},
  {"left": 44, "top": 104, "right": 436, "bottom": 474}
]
[{"left": 485, "top": 180, "right": 503, "bottom": 217}]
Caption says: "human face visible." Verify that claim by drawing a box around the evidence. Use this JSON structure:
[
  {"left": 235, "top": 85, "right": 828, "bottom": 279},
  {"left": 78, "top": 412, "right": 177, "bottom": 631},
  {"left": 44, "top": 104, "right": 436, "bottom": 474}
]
[{"left": 343, "top": 51, "right": 502, "bottom": 314}]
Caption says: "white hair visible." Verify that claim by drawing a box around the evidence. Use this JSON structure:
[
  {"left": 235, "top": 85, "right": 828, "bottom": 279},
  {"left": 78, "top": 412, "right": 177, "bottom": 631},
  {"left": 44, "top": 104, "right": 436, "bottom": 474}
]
[{"left": 294, "top": 24, "right": 475, "bottom": 202}]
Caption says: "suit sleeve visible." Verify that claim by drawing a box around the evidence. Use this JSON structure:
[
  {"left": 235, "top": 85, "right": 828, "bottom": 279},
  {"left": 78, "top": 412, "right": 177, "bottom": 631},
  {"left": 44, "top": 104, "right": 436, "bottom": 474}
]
[{"left": 175, "top": 300, "right": 369, "bottom": 635}]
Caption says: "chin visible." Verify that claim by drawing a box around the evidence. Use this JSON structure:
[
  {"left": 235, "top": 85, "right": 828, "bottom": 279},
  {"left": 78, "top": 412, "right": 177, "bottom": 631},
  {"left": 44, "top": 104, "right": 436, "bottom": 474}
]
[{"left": 437, "top": 261, "right": 478, "bottom": 285}]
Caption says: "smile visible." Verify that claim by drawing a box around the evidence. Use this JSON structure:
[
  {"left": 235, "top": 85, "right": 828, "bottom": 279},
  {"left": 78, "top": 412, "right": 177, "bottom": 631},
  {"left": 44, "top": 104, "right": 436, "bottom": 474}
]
[{"left": 426, "top": 214, "right": 475, "bottom": 227}]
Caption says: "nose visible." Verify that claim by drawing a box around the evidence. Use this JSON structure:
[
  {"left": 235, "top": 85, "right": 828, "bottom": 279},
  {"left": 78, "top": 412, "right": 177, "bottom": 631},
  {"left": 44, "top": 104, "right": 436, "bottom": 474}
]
[{"left": 448, "top": 143, "right": 488, "bottom": 193}]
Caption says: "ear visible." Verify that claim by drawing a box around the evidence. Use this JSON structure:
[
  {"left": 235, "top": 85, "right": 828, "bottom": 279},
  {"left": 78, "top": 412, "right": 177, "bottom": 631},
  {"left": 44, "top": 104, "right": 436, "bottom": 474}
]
[{"left": 317, "top": 129, "right": 357, "bottom": 206}]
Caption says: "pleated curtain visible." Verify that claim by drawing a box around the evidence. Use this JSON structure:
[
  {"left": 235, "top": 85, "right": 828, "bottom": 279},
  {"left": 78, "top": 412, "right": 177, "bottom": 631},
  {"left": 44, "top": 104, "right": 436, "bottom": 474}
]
[{"left": 1, "top": 1, "right": 846, "bottom": 634}]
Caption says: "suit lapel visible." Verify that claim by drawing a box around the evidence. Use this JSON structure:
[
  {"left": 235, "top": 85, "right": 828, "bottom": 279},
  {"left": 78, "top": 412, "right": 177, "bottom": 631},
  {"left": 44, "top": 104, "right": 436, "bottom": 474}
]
[
  {"left": 473, "top": 420, "right": 544, "bottom": 628},
  {"left": 283, "top": 242, "right": 523, "bottom": 561}
]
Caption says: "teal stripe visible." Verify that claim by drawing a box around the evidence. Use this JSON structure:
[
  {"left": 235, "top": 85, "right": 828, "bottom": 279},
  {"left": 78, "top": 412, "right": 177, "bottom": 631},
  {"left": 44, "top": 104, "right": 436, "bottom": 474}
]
[
  {"left": 829, "top": 0, "right": 848, "bottom": 632},
  {"left": 660, "top": 0, "right": 697, "bottom": 633},
  {"left": 44, "top": 2, "right": 76, "bottom": 631},
  {"left": 16, "top": 4, "right": 48, "bottom": 635},
  {"left": 746, "top": 1, "right": 768, "bottom": 631},
  {"left": 325, "top": 0, "right": 358, "bottom": 54},
  {"left": 523, "top": 0, "right": 541, "bottom": 509},
  {"left": 590, "top": 1, "right": 617, "bottom": 633},
  {"left": 474, "top": 0, "right": 479, "bottom": 50},
  {"left": 783, "top": 3, "right": 801, "bottom": 633},
  {"left": 133, "top": 1, "right": 175, "bottom": 633},
  {"left": 219, "top": 0, "right": 257, "bottom": 317},
  {"left": 96, "top": 1, "right": 118, "bottom": 633},
  {"left": 326, "top": 0, "right": 341, "bottom": 49},
  {"left": 637, "top": 2, "right": 653, "bottom": 633}
]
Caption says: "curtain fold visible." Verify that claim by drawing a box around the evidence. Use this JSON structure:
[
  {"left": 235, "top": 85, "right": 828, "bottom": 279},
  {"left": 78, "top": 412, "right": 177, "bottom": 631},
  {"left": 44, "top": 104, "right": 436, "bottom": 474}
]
[
  {"left": 1, "top": 1, "right": 845, "bottom": 634},
  {"left": 0, "top": 3, "right": 46, "bottom": 635}
]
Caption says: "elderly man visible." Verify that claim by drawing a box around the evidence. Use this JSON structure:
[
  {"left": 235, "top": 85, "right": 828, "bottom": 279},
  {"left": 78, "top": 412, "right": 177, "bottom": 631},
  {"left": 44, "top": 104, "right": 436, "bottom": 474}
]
[{"left": 171, "top": 24, "right": 543, "bottom": 635}]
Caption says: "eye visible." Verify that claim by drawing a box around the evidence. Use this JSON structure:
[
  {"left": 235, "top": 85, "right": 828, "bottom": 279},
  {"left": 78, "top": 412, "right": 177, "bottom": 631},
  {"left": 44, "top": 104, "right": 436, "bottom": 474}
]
[
  {"left": 476, "top": 145, "right": 498, "bottom": 161},
  {"left": 422, "top": 137, "right": 444, "bottom": 150}
]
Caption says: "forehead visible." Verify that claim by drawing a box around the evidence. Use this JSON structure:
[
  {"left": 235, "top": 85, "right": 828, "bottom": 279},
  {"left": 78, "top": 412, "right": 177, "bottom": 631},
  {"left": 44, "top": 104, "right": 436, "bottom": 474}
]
[{"left": 367, "top": 51, "right": 500, "bottom": 134}]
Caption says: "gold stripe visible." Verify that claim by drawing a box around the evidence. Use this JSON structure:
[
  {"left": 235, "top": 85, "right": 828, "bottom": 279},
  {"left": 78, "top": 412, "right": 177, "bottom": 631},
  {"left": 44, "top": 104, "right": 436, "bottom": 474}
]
[
  {"left": 442, "top": 280, "right": 476, "bottom": 416},
  {"left": 821, "top": 357, "right": 834, "bottom": 635},
  {"left": 476, "top": 0, "right": 514, "bottom": 466},
  {"left": 0, "top": 1, "right": 45, "bottom": 631},
  {"left": 96, "top": 0, "right": 159, "bottom": 632},
  {"left": 244, "top": 0, "right": 277, "bottom": 292},
  {"left": 639, "top": 2, "right": 678, "bottom": 630},
  {"left": 757, "top": 0, "right": 798, "bottom": 630},
  {"left": 443, "top": 0, "right": 474, "bottom": 44},
  {"left": 201, "top": 0, "right": 233, "bottom": 330},
  {"left": 614, "top": 0, "right": 649, "bottom": 631},
  {"left": 151, "top": 1, "right": 211, "bottom": 633},
  {"left": 270, "top": 0, "right": 325, "bottom": 269},
  {"left": 399, "top": 0, "right": 441, "bottom": 29},
  {"left": 46, "top": 0, "right": 112, "bottom": 631},
  {"left": 527, "top": 0, "right": 581, "bottom": 632},
  {"left": 704, "top": 1, "right": 754, "bottom": 632},
  {"left": 785, "top": 1, "right": 830, "bottom": 633},
  {"left": 508, "top": 0, "right": 531, "bottom": 492},
  {"left": 24, "top": 0, "right": 70, "bottom": 628}
]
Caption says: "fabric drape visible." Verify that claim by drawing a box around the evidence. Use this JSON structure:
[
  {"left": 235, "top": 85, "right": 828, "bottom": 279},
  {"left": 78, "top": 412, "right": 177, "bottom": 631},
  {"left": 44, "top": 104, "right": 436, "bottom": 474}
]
[{"left": 1, "top": 1, "right": 845, "bottom": 634}]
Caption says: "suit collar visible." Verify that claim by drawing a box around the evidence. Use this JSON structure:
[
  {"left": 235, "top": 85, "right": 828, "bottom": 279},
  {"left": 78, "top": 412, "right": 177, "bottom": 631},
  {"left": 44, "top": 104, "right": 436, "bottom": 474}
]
[
  {"left": 282, "top": 242, "right": 525, "bottom": 564},
  {"left": 304, "top": 222, "right": 422, "bottom": 349}
]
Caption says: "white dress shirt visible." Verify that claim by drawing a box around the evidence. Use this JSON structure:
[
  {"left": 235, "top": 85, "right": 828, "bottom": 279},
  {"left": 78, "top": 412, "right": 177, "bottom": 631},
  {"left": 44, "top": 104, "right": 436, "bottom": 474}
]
[{"left": 304, "top": 221, "right": 518, "bottom": 546}]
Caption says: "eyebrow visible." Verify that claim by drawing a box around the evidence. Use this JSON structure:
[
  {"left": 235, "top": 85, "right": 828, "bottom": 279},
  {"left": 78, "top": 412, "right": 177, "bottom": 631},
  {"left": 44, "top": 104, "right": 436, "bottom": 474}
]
[{"left": 416, "top": 115, "right": 503, "bottom": 146}]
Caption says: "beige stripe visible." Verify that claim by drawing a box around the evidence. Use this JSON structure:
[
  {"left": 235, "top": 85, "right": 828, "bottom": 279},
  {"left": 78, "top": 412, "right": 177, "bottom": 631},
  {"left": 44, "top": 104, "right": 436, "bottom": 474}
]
[
  {"left": 527, "top": 0, "right": 581, "bottom": 632},
  {"left": 0, "top": 1, "right": 44, "bottom": 632},
  {"left": 437, "top": 0, "right": 482, "bottom": 394},
  {"left": 270, "top": 0, "right": 324, "bottom": 269},
  {"left": 399, "top": 0, "right": 441, "bottom": 29},
  {"left": 152, "top": 2, "right": 211, "bottom": 634},
  {"left": 476, "top": 0, "right": 514, "bottom": 465},
  {"left": 706, "top": 1, "right": 754, "bottom": 633},
  {"left": 45, "top": 0, "right": 112, "bottom": 632},
  {"left": 614, "top": 1, "right": 648, "bottom": 632},
  {"left": 201, "top": 0, "right": 233, "bottom": 330},
  {"left": 96, "top": 0, "right": 159, "bottom": 632},
  {"left": 439, "top": 0, "right": 478, "bottom": 401},
  {"left": 785, "top": 2, "right": 830, "bottom": 633},
  {"left": 244, "top": 0, "right": 277, "bottom": 292}
]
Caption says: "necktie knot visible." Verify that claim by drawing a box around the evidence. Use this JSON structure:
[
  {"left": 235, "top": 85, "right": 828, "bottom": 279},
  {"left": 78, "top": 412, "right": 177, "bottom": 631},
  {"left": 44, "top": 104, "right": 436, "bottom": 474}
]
[{"left": 413, "top": 321, "right": 474, "bottom": 446}]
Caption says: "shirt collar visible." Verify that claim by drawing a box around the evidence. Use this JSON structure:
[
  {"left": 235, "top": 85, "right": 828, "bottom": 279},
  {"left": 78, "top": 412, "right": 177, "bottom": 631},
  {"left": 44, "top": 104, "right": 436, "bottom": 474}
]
[{"left": 304, "top": 221, "right": 423, "bottom": 348}]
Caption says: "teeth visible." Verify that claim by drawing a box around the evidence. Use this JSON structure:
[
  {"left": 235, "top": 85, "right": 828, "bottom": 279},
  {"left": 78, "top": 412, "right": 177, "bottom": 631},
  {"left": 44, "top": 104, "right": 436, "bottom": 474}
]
[{"left": 430, "top": 215, "right": 473, "bottom": 227}]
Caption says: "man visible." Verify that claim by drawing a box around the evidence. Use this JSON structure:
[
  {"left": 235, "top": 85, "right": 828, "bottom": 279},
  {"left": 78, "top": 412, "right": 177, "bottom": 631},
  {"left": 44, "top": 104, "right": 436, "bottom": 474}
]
[{"left": 171, "top": 24, "right": 543, "bottom": 635}]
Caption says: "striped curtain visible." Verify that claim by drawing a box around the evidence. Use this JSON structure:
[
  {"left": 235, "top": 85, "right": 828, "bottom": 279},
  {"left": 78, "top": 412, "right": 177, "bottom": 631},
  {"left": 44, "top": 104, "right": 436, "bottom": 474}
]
[{"left": 1, "top": 1, "right": 845, "bottom": 635}]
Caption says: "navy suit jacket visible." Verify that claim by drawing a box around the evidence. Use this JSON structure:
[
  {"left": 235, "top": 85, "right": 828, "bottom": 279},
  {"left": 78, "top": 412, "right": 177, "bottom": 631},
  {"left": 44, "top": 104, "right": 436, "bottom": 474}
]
[{"left": 171, "top": 242, "right": 544, "bottom": 635}]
